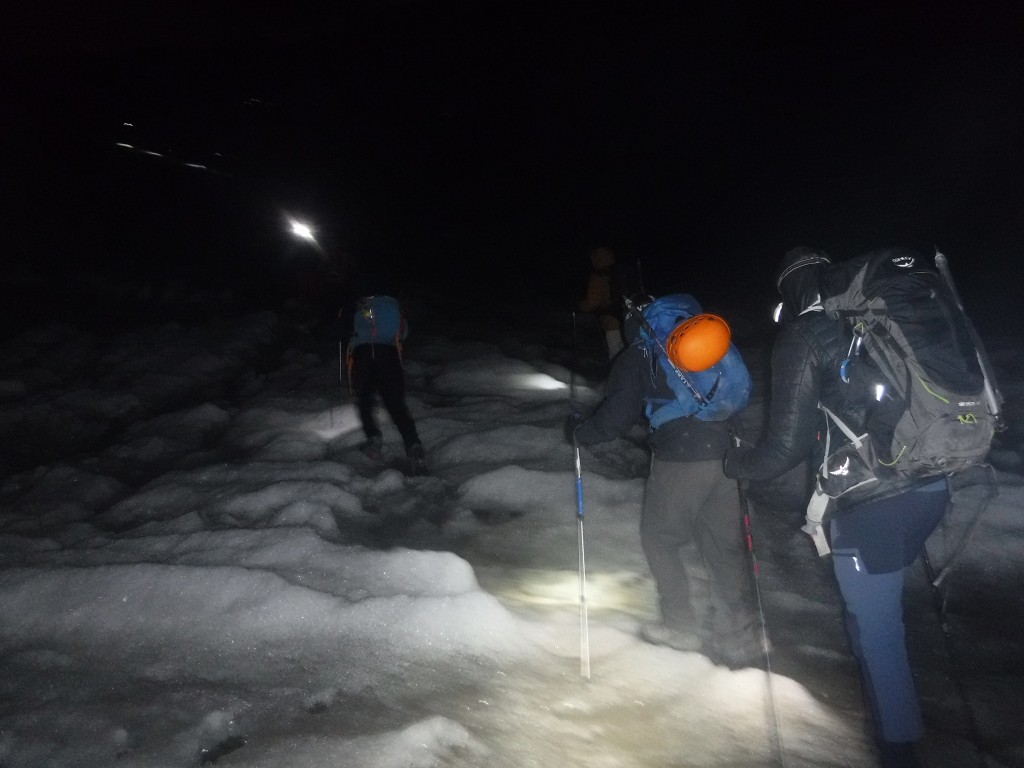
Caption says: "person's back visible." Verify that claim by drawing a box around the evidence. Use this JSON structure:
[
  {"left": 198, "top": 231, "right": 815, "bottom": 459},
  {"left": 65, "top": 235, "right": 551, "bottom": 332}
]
[
  {"left": 351, "top": 295, "right": 406, "bottom": 349},
  {"left": 732, "top": 249, "right": 961, "bottom": 511},
  {"left": 578, "top": 246, "right": 624, "bottom": 359}
]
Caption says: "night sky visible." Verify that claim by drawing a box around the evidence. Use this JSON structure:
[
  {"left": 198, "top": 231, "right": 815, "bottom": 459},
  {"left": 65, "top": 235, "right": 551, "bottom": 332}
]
[{"left": 3, "top": 1, "right": 1023, "bottom": 322}]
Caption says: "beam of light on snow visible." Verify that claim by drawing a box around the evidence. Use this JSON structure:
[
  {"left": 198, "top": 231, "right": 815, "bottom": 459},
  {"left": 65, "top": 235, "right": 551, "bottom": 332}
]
[
  {"left": 486, "top": 569, "right": 656, "bottom": 616},
  {"left": 305, "top": 404, "right": 361, "bottom": 440},
  {"left": 496, "top": 568, "right": 843, "bottom": 764},
  {"left": 115, "top": 142, "right": 134, "bottom": 149},
  {"left": 512, "top": 373, "right": 568, "bottom": 391}
]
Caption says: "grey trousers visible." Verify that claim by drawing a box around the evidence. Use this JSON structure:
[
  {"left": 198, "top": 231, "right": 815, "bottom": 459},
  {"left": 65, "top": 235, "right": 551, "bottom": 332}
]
[{"left": 641, "top": 458, "right": 755, "bottom": 635}]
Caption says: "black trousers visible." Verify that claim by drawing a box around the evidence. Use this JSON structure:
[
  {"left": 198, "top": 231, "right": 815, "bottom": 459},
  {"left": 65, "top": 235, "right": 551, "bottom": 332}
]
[
  {"left": 350, "top": 344, "right": 421, "bottom": 453},
  {"left": 641, "top": 458, "right": 756, "bottom": 636}
]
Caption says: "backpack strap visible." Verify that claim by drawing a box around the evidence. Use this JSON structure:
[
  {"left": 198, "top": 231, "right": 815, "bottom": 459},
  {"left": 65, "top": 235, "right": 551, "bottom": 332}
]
[
  {"left": 818, "top": 403, "right": 867, "bottom": 480},
  {"left": 819, "top": 404, "right": 865, "bottom": 445}
]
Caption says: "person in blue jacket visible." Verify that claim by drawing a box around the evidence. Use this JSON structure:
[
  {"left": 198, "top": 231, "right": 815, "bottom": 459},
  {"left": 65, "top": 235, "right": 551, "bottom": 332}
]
[
  {"left": 343, "top": 294, "right": 427, "bottom": 475},
  {"left": 569, "top": 295, "right": 763, "bottom": 668}
]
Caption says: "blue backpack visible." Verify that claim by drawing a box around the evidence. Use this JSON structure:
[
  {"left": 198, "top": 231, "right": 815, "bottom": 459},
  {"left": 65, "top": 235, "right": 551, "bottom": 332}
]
[
  {"left": 633, "top": 294, "right": 752, "bottom": 428},
  {"left": 351, "top": 295, "right": 406, "bottom": 348}
]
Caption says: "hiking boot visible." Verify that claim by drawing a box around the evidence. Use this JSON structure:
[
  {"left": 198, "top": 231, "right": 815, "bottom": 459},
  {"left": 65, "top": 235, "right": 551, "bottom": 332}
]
[
  {"left": 640, "top": 623, "right": 703, "bottom": 652},
  {"left": 408, "top": 443, "right": 428, "bottom": 476},
  {"left": 362, "top": 436, "right": 383, "bottom": 461}
]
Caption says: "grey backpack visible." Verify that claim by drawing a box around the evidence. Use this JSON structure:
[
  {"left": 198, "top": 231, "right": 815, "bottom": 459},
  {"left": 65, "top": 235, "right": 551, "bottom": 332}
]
[{"left": 816, "top": 248, "right": 997, "bottom": 495}]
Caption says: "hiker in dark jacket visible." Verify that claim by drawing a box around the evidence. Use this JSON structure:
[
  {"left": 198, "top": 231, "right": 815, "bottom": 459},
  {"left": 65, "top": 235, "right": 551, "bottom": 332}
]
[
  {"left": 569, "top": 297, "right": 763, "bottom": 668},
  {"left": 577, "top": 246, "right": 625, "bottom": 359},
  {"left": 343, "top": 295, "right": 427, "bottom": 476},
  {"left": 723, "top": 247, "right": 949, "bottom": 768}
]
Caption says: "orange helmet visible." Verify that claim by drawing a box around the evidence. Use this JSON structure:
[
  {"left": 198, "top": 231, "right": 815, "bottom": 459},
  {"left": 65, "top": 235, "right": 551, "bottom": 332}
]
[{"left": 666, "top": 314, "right": 731, "bottom": 372}]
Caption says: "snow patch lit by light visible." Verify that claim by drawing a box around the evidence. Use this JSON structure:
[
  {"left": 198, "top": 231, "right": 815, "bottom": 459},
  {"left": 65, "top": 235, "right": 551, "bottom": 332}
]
[
  {"left": 305, "top": 405, "right": 361, "bottom": 439},
  {"left": 484, "top": 569, "right": 656, "bottom": 616},
  {"left": 513, "top": 373, "right": 567, "bottom": 391}
]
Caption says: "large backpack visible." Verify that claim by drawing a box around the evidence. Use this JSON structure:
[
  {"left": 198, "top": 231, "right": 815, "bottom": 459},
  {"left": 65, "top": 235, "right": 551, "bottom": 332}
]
[
  {"left": 631, "top": 294, "right": 752, "bottom": 427},
  {"left": 818, "top": 248, "right": 996, "bottom": 488},
  {"left": 351, "top": 295, "right": 406, "bottom": 348}
]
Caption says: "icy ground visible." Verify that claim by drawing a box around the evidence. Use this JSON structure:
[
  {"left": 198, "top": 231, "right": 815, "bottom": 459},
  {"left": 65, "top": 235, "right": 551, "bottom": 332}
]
[{"left": 1, "top": 293, "right": 1022, "bottom": 768}]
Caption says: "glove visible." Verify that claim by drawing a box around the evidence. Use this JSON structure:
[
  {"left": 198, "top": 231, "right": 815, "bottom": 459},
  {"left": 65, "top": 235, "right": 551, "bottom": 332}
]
[
  {"left": 800, "top": 488, "right": 831, "bottom": 556},
  {"left": 564, "top": 412, "right": 583, "bottom": 445},
  {"left": 722, "top": 445, "right": 746, "bottom": 479}
]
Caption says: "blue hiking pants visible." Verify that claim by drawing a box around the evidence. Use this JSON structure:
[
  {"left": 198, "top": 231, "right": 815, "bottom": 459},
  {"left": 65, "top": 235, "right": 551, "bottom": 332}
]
[{"left": 830, "top": 478, "right": 949, "bottom": 743}]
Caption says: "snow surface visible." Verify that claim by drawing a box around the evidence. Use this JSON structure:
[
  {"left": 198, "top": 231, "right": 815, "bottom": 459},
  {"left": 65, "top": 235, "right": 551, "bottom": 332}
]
[{"left": 1, "top": 292, "right": 1022, "bottom": 768}]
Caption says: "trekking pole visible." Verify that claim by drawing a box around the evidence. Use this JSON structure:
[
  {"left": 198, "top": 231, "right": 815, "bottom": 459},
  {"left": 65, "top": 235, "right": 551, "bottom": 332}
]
[
  {"left": 736, "top": 473, "right": 788, "bottom": 768},
  {"left": 573, "top": 434, "right": 592, "bottom": 680},
  {"left": 567, "top": 305, "right": 589, "bottom": 678},
  {"left": 919, "top": 547, "right": 988, "bottom": 767},
  {"left": 332, "top": 341, "right": 346, "bottom": 429}
]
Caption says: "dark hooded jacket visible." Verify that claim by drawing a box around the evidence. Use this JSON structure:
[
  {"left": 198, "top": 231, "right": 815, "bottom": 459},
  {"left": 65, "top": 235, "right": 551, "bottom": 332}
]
[
  {"left": 723, "top": 248, "right": 935, "bottom": 511},
  {"left": 578, "top": 247, "right": 622, "bottom": 332},
  {"left": 728, "top": 302, "right": 845, "bottom": 480}
]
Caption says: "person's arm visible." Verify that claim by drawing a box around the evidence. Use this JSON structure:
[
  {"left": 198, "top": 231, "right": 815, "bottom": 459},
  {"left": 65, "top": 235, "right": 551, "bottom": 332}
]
[
  {"left": 725, "top": 323, "right": 823, "bottom": 480},
  {"left": 575, "top": 346, "right": 645, "bottom": 445}
]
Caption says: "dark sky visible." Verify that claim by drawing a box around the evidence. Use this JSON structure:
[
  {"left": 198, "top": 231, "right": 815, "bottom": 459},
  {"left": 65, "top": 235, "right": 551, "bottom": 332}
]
[{"left": 3, "top": 1, "right": 1023, "bottom": 316}]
